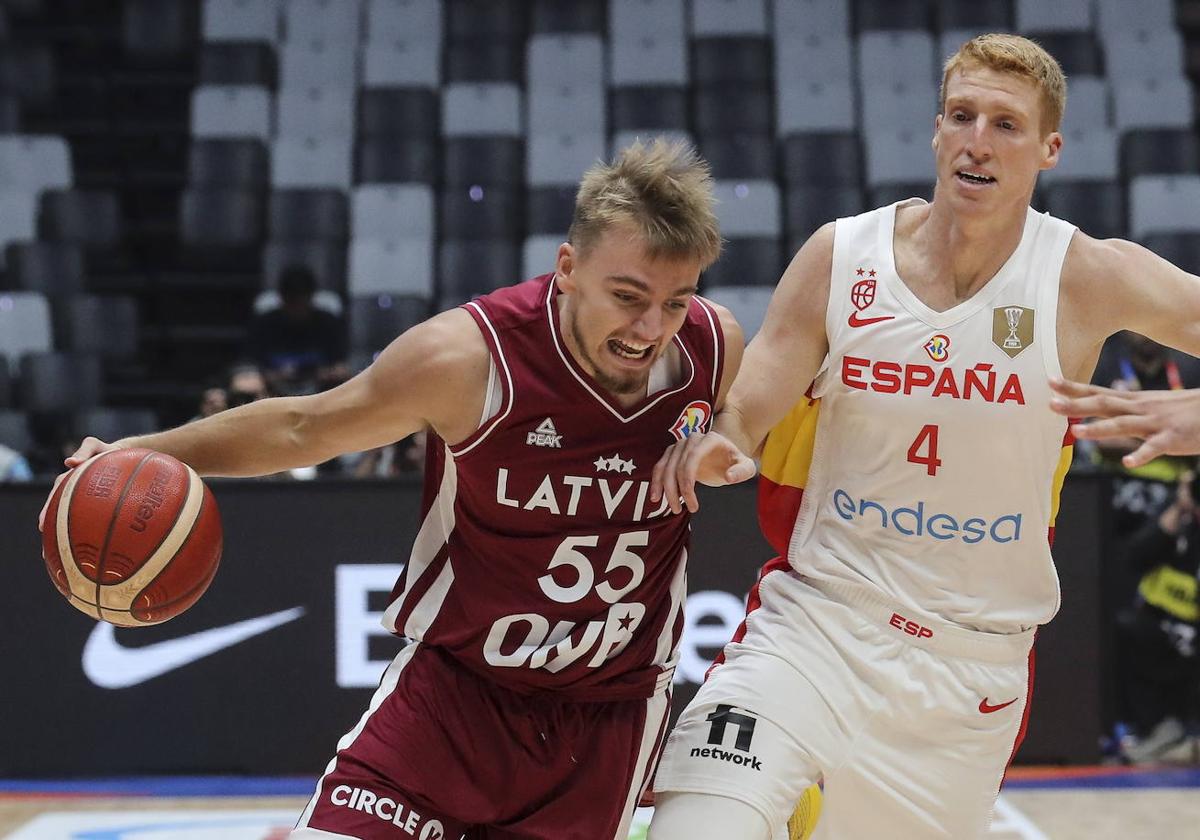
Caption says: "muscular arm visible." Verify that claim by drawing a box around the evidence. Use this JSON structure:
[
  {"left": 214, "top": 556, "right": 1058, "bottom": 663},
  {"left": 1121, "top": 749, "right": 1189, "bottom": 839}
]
[
  {"left": 1059, "top": 234, "right": 1200, "bottom": 380},
  {"left": 717, "top": 223, "right": 833, "bottom": 456},
  {"left": 107, "top": 308, "right": 490, "bottom": 477},
  {"left": 650, "top": 226, "right": 832, "bottom": 511}
]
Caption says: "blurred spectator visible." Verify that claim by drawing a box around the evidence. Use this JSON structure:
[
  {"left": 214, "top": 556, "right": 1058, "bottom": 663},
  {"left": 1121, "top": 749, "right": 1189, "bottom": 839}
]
[
  {"left": 227, "top": 363, "right": 271, "bottom": 406},
  {"left": 246, "top": 265, "right": 349, "bottom": 396},
  {"left": 1089, "top": 333, "right": 1200, "bottom": 537},
  {"left": 192, "top": 382, "right": 229, "bottom": 422},
  {"left": 1114, "top": 466, "right": 1200, "bottom": 764},
  {"left": 0, "top": 442, "right": 33, "bottom": 482},
  {"left": 351, "top": 431, "right": 426, "bottom": 478}
]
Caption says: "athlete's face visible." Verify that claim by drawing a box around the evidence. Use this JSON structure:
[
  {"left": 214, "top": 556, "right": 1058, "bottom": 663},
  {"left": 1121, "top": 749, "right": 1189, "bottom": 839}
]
[
  {"left": 555, "top": 224, "right": 701, "bottom": 398},
  {"left": 933, "top": 67, "right": 1061, "bottom": 215}
]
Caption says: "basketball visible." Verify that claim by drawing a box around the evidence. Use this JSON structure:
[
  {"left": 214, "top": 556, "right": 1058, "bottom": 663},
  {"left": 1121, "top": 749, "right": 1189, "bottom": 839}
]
[{"left": 41, "top": 448, "right": 223, "bottom": 627}]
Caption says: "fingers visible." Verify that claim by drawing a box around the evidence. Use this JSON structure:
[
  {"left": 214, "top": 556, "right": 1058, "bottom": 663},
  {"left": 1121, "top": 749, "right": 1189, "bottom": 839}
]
[
  {"left": 677, "top": 434, "right": 705, "bottom": 514},
  {"left": 66, "top": 436, "right": 110, "bottom": 468},
  {"left": 662, "top": 435, "right": 690, "bottom": 514},
  {"left": 1051, "top": 390, "right": 1138, "bottom": 422},
  {"left": 1123, "top": 434, "right": 1168, "bottom": 469},
  {"left": 725, "top": 453, "right": 758, "bottom": 485},
  {"left": 1070, "top": 415, "right": 1148, "bottom": 441},
  {"left": 1048, "top": 378, "right": 1099, "bottom": 399},
  {"left": 649, "top": 445, "right": 674, "bottom": 504},
  {"left": 37, "top": 470, "right": 70, "bottom": 533}
]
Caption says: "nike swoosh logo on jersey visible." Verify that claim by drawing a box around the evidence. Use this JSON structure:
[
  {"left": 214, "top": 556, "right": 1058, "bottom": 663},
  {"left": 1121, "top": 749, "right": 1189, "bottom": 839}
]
[
  {"left": 847, "top": 312, "right": 896, "bottom": 328},
  {"left": 978, "top": 697, "right": 1018, "bottom": 714},
  {"left": 81, "top": 606, "right": 306, "bottom": 689}
]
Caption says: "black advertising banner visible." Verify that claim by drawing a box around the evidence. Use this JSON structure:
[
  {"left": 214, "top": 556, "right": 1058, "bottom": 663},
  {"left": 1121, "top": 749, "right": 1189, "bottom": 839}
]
[{"left": 1, "top": 476, "right": 1105, "bottom": 776}]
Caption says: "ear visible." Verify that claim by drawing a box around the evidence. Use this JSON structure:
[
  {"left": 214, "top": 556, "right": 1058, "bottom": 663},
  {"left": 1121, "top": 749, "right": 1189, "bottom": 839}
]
[
  {"left": 1039, "top": 131, "right": 1063, "bottom": 172},
  {"left": 555, "top": 242, "right": 577, "bottom": 292},
  {"left": 932, "top": 113, "right": 942, "bottom": 153}
]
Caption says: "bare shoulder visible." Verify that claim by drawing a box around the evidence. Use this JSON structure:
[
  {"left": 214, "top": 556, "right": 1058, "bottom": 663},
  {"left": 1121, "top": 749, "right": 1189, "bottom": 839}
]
[
  {"left": 770, "top": 221, "right": 835, "bottom": 335},
  {"left": 364, "top": 306, "right": 491, "bottom": 440},
  {"left": 1062, "top": 231, "right": 1180, "bottom": 332},
  {"left": 1062, "top": 231, "right": 1143, "bottom": 288},
  {"left": 370, "top": 307, "right": 488, "bottom": 379}
]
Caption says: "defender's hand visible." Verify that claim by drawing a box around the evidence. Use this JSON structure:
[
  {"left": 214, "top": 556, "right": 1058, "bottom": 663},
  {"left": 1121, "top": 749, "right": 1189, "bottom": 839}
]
[
  {"left": 650, "top": 431, "right": 757, "bottom": 514},
  {"left": 1050, "top": 378, "right": 1200, "bottom": 468}
]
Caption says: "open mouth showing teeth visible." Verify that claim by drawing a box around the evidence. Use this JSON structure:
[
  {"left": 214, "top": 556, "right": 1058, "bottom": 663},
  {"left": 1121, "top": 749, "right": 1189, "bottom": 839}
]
[
  {"left": 609, "top": 339, "right": 652, "bottom": 360},
  {"left": 957, "top": 171, "right": 995, "bottom": 184}
]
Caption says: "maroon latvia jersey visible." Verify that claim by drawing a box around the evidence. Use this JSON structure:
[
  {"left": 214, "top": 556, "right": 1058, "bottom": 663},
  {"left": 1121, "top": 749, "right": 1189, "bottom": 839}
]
[{"left": 382, "top": 274, "right": 725, "bottom": 701}]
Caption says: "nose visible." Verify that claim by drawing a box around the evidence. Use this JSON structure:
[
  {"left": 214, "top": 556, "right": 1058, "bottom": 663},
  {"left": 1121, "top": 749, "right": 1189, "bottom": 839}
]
[
  {"left": 632, "top": 306, "right": 664, "bottom": 342},
  {"left": 965, "top": 115, "right": 993, "bottom": 161}
]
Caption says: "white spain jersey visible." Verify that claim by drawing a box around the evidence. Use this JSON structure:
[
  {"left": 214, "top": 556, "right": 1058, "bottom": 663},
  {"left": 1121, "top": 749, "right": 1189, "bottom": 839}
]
[{"left": 790, "top": 200, "right": 1078, "bottom": 633}]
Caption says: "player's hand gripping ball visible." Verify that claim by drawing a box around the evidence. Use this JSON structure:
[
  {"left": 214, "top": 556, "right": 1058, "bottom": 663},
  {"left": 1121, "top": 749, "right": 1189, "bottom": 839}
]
[{"left": 42, "top": 448, "right": 223, "bottom": 626}]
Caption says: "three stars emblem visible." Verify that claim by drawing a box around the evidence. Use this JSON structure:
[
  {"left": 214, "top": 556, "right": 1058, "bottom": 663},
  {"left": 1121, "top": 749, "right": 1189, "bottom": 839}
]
[{"left": 593, "top": 454, "right": 636, "bottom": 474}]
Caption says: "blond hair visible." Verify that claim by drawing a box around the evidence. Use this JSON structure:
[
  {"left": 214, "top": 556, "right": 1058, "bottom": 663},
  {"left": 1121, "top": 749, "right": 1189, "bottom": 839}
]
[
  {"left": 570, "top": 138, "right": 722, "bottom": 268},
  {"left": 941, "top": 33, "right": 1067, "bottom": 134}
]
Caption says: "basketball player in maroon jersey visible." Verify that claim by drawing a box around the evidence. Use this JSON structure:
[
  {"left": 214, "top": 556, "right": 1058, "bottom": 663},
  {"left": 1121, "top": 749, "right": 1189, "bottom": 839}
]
[
  {"left": 1051, "top": 377, "right": 1200, "bottom": 467},
  {"left": 41, "top": 140, "right": 742, "bottom": 839}
]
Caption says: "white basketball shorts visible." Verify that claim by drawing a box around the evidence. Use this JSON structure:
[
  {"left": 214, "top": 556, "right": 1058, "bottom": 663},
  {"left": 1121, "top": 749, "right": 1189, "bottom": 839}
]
[{"left": 654, "top": 568, "right": 1035, "bottom": 839}]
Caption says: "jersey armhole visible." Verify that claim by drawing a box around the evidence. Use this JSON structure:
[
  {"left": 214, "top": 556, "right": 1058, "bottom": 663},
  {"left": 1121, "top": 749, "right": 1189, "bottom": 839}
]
[
  {"left": 450, "top": 301, "right": 515, "bottom": 458},
  {"left": 1036, "top": 219, "right": 1077, "bottom": 383},
  {"left": 693, "top": 295, "right": 725, "bottom": 399}
]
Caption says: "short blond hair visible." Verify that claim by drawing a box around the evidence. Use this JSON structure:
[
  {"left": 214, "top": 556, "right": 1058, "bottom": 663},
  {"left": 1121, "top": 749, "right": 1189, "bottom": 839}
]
[
  {"left": 570, "top": 138, "right": 722, "bottom": 268},
  {"left": 941, "top": 33, "right": 1067, "bottom": 134}
]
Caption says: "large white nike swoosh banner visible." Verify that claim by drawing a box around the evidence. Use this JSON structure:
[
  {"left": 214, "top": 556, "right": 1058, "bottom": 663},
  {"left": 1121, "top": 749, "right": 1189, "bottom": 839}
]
[{"left": 82, "top": 607, "right": 306, "bottom": 689}]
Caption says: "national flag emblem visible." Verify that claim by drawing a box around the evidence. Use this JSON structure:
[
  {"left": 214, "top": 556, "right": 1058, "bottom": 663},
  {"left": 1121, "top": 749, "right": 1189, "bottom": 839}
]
[
  {"left": 924, "top": 333, "right": 951, "bottom": 362},
  {"left": 670, "top": 400, "right": 712, "bottom": 441}
]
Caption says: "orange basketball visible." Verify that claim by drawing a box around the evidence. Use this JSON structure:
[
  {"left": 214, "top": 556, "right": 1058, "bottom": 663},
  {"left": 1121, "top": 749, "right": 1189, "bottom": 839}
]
[{"left": 42, "top": 448, "right": 223, "bottom": 626}]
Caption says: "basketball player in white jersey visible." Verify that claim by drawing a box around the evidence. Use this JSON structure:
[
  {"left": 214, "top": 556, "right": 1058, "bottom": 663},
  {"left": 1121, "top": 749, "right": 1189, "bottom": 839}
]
[
  {"left": 1051, "top": 377, "right": 1200, "bottom": 467},
  {"left": 646, "top": 34, "right": 1200, "bottom": 839}
]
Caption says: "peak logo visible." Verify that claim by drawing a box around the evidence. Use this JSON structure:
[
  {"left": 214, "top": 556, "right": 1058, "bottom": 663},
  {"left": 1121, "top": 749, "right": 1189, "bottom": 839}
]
[
  {"left": 670, "top": 400, "right": 712, "bottom": 441},
  {"left": 526, "top": 417, "right": 563, "bottom": 448}
]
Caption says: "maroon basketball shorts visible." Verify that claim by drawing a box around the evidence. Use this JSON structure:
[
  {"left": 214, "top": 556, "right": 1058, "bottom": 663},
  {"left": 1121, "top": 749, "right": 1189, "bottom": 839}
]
[{"left": 293, "top": 643, "right": 670, "bottom": 840}]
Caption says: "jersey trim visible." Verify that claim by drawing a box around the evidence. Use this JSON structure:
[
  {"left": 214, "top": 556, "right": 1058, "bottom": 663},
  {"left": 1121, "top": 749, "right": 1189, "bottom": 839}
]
[
  {"left": 451, "top": 302, "right": 515, "bottom": 457},
  {"left": 382, "top": 448, "right": 458, "bottom": 634},
  {"left": 694, "top": 295, "right": 725, "bottom": 397},
  {"left": 544, "top": 279, "right": 700, "bottom": 423}
]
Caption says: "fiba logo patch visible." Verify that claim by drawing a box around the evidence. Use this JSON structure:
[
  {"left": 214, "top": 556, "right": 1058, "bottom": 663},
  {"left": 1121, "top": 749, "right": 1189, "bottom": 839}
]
[
  {"left": 670, "top": 400, "right": 712, "bottom": 441},
  {"left": 924, "top": 333, "right": 951, "bottom": 362}
]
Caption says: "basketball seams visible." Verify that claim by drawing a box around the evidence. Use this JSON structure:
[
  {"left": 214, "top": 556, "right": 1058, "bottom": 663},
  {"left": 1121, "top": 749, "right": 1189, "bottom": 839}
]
[
  {"left": 129, "top": 486, "right": 222, "bottom": 623},
  {"left": 55, "top": 454, "right": 114, "bottom": 610},
  {"left": 104, "top": 456, "right": 200, "bottom": 607},
  {"left": 97, "top": 467, "right": 205, "bottom": 614},
  {"left": 92, "top": 450, "right": 157, "bottom": 622},
  {"left": 48, "top": 449, "right": 223, "bottom": 627}
]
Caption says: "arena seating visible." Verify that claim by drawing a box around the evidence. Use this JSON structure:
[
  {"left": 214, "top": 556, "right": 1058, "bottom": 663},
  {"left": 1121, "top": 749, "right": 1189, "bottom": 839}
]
[{"left": 0, "top": 0, "right": 1198, "bottom": 474}]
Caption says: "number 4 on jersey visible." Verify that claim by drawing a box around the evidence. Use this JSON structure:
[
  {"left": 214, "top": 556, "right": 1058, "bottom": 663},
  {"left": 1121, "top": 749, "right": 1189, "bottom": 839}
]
[{"left": 907, "top": 424, "right": 942, "bottom": 476}]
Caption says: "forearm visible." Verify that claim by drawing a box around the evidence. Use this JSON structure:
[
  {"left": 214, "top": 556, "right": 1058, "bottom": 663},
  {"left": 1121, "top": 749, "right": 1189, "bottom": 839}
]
[
  {"left": 713, "top": 401, "right": 765, "bottom": 459},
  {"left": 117, "top": 396, "right": 324, "bottom": 477}
]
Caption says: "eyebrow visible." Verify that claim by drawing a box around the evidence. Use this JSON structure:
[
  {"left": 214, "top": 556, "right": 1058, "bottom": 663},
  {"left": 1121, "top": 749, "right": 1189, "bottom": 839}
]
[
  {"left": 945, "top": 96, "right": 1028, "bottom": 118},
  {"left": 607, "top": 274, "right": 698, "bottom": 297}
]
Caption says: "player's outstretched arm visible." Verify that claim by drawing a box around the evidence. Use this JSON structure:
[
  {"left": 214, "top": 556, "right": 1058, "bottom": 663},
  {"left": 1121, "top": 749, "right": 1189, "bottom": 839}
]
[
  {"left": 1050, "top": 378, "right": 1200, "bottom": 467},
  {"left": 61, "top": 309, "right": 490, "bottom": 479},
  {"left": 651, "top": 224, "right": 833, "bottom": 512}
]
